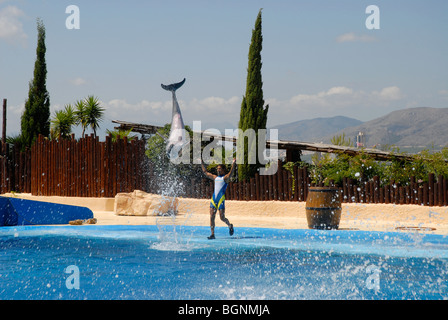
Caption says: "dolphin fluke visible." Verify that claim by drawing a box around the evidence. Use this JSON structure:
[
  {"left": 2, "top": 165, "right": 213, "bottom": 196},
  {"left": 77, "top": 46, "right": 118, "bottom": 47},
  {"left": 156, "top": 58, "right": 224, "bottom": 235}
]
[{"left": 161, "top": 78, "right": 186, "bottom": 92}]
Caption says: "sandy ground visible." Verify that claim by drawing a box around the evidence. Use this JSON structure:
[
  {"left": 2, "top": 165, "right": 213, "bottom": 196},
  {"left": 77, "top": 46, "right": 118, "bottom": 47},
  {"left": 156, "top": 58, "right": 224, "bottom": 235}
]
[{"left": 3, "top": 193, "right": 448, "bottom": 236}]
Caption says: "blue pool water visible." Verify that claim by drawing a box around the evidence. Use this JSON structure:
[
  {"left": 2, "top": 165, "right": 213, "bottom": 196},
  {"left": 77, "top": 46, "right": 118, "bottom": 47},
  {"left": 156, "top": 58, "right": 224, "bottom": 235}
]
[{"left": 0, "top": 225, "right": 447, "bottom": 300}]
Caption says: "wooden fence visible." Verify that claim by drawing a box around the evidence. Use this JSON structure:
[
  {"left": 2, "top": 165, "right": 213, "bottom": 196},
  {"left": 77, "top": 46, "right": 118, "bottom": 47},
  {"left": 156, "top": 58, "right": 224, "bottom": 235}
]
[
  {"left": 186, "top": 161, "right": 448, "bottom": 207},
  {"left": 1, "top": 138, "right": 448, "bottom": 207},
  {"left": 0, "top": 142, "right": 31, "bottom": 194},
  {"left": 30, "top": 135, "right": 147, "bottom": 197},
  {"left": 0, "top": 135, "right": 148, "bottom": 197}
]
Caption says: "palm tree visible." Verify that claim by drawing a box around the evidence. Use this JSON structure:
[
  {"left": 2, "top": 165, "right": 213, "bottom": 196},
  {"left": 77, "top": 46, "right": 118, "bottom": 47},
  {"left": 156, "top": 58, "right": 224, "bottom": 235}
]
[
  {"left": 84, "top": 95, "right": 105, "bottom": 138},
  {"left": 75, "top": 96, "right": 105, "bottom": 138},
  {"left": 50, "top": 104, "right": 76, "bottom": 139},
  {"left": 74, "top": 99, "right": 87, "bottom": 136}
]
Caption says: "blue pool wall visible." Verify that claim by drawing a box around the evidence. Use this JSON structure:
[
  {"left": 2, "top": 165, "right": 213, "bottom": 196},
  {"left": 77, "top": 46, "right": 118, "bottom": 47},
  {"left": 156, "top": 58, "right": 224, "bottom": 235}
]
[{"left": 0, "top": 196, "right": 93, "bottom": 226}]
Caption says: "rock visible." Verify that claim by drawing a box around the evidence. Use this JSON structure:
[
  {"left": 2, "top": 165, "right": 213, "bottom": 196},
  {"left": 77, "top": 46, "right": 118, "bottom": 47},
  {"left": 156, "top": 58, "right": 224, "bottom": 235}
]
[
  {"left": 68, "top": 218, "right": 97, "bottom": 225},
  {"left": 86, "top": 218, "right": 97, "bottom": 224},
  {"left": 114, "top": 190, "right": 179, "bottom": 216}
]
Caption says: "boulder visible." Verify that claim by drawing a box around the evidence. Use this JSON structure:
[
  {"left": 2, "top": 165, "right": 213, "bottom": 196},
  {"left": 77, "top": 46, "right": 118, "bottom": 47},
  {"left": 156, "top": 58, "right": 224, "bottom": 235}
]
[{"left": 114, "top": 190, "right": 178, "bottom": 216}]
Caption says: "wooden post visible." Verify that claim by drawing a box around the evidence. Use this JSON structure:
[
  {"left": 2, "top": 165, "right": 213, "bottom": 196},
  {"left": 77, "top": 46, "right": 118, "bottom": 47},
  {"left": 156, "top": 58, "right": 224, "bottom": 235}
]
[
  {"left": 272, "top": 169, "right": 278, "bottom": 200},
  {"left": 379, "top": 186, "right": 384, "bottom": 204},
  {"left": 293, "top": 165, "right": 299, "bottom": 201},
  {"left": 412, "top": 183, "right": 417, "bottom": 205},
  {"left": 428, "top": 173, "right": 434, "bottom": 206},
  {"left": 443, "top": 176, "right": 447, "bottom": 206},
  {"left": 105, "top": 135, "right": 112, "bottom": 197},
  {"left": 418, "top": 186, "right": 423, "bottom": 206},
  {"left": 268, "top": 174, "right": 273, "bottom": 200},
  {"left": 342, "top": 177, "right": 347, "bottom": 203},
  {"left": 423, "top": 182, "right": 428, "bottom": 206},
  {"left": 277, "top": 160, "right": 283, "bottom": 201},
  {"left": 283, "top": 170, "right": 289, "bottom": 201},
  {"left": 389, "top": 180, "right": 395, "bottom": 204},
  {"left": 2, "top": 99, "right": 6, "bottom": 144},
  {"left": 251, "top": 177, "right": 256, "bottom": 200},
  {"left": 260, "top": 173, "right": 264, "bottom": 201},
  {"left": 353, "top": 183, "right": 359, "bottom": 203},
  {"left": 303, "top": 167, "right": 309, "bottom": 201},
  {"left": 254, "top": 173, "right": 260, "bottom": 200},
  {"left": 384, "top": 184, "right": 390, "bottom": 204},
  {"left": 235, "top": 181, "right": 238, "bottom": 200},
  {"left": 399, "top": 186, "right": 405, "bottom": 204},
  {"left": 373, "top": 176, "right": 380, "bottom": 203},
  {"left": 434, "top": 182, "right": 439, "bottom": 206},
  {"left": 297, "top": 167, "right": 303, "bottom": 201},
  {"left": 238, "top": 180, "right": 243, "bottom": 201}
]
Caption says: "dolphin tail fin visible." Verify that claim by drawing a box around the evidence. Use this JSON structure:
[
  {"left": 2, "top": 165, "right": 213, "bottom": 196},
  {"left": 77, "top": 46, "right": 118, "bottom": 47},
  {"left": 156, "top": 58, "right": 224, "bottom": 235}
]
[{"left": 161, "top": 78, "right": 186, "bottom": 92}]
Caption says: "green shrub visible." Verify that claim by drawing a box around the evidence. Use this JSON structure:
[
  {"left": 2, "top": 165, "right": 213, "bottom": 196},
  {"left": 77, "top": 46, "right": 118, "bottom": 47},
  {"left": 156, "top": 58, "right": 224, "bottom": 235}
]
[{"left": 309, "top": 147, "right": 448, "bottom": 187}]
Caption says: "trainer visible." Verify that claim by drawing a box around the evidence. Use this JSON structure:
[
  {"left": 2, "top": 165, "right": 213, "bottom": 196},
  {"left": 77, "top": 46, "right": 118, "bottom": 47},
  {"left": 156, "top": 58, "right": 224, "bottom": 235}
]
[{"left": 201, "top": 158, "right": 236, "bottom": 239}]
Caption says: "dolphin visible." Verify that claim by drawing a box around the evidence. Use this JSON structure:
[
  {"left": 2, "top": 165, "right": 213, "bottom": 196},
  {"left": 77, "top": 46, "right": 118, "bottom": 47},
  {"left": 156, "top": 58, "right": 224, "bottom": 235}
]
[{"left": 161, "top": 78, "right": 189, "bottom": 160}]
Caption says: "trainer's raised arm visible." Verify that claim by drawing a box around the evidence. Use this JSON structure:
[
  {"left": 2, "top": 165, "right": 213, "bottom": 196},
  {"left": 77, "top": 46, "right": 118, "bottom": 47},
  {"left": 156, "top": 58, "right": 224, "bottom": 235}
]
[
  {"left": 201, "top": 159, "right": 216, "bottom": 180},
  {"left": 224, "top": 158, "right": 236, "bottom": 183}
]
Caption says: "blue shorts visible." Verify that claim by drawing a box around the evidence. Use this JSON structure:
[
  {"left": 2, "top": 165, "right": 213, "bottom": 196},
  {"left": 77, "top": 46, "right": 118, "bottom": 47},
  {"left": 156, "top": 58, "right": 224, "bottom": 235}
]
[{"left": 210, "top": 195, "right": 225, "bottom": 211}]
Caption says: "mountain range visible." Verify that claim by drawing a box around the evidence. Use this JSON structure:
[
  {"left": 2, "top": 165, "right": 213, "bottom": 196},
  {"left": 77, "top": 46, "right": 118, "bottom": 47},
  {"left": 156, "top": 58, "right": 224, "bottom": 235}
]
[{"left": 270, "top": 107, "right": 448, "bottom": 150}]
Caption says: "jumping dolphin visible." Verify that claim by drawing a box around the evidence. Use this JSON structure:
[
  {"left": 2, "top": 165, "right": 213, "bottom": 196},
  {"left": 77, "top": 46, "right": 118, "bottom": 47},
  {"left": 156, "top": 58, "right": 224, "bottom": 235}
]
[{"left": 161, "top": 78, "right": 189, "bottom": 160}]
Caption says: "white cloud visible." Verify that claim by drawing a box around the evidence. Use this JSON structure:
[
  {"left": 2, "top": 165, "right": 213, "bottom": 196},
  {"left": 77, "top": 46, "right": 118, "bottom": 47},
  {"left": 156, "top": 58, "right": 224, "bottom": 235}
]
[
  {"left": 188, "top": 96, "right": 239, "bottom": 114},
  {"left": 70, "top": 77, "right": 87, "bottom": 86},
  {"left": 375, "top": 86, "right": 403, "bottom": 101},
  {"left": 100, "top": 96, "right": 241, "bottom": 131},
  {"left": 0, "top": 5, "right": 27, "bottom": 45},
  {"left": 290, "top": 86, "right": 354, "bottom": 106},
  {"left": 326, "top": 86, "right": 354, "bottom": 95},
  {"left": 266, "top": 86, "right": 405, "bottom": 125},
  {"left": 4, "top": 88, "right": 407, "bottom": 137},
  {"left": 104, "top": 99, "right": 171, "bottom": 121},
  {"left": 336, "top": 32, "right": 377, "bottom": 43}
]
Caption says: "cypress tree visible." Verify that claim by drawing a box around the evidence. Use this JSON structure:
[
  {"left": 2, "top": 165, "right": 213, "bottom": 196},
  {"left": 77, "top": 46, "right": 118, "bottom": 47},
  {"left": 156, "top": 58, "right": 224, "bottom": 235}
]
[
  {"left": 237, "top": 9, "right": 269, "bottom": 181},
  {"left": 21, "top": 18, "right": 50, "bottom": 147}
]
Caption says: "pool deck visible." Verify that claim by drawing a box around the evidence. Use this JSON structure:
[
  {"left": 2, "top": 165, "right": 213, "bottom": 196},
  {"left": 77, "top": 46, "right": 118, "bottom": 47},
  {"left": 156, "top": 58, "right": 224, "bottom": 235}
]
[{"left": 3, "top": 193, "right": 448, "bottom": 236}]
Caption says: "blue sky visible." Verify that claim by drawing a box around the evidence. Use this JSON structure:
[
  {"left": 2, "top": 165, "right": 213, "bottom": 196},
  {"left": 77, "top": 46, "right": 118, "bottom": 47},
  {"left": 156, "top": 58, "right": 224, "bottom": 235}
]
[{"left": 0, "top": 0, "right": 447, "bottom": 138}]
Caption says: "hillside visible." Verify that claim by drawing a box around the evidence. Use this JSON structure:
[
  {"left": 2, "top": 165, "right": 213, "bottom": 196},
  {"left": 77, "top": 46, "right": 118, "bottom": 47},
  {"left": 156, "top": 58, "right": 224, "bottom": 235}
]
[
  {"left": 271, "top": 107, "right": 448, "bottom": 150},
  {"left": 325, "top": 107, "right": 448, "bottom": 149},
  {"left": 270, "top": 116, "right": 363, "bottom": 142}
]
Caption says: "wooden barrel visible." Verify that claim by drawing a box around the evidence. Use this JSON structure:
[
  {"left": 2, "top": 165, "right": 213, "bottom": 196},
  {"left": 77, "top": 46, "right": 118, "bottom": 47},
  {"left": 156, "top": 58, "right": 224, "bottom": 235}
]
[{"left": 305, "top": 187, "right": 341, "bottom": 230}]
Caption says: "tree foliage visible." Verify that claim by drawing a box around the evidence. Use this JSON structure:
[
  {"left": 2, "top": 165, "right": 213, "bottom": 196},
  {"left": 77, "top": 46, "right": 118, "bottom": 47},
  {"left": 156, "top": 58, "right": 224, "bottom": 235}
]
[
  {"left": 308, "top": 139, "right": 448, "bottom": 187},
  {"left": 21, "top": 18, "right": 50, "bottom": 147},
  {"left": 49, "top": 95, "right": 105, "bottom": 140},
  {"left": 78, "top": 95, "right": 105, "bottom": 138},
  {"left": 50, "top": 104, "right": 76, "bottom": 139},
  {"left": 237, "top": 9, "right": 269, "bottom": 181}
]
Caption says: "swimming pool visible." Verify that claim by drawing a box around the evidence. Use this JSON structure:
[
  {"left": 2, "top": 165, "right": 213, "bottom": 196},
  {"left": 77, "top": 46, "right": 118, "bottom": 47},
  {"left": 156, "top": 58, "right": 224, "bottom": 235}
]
[{"left": 0, "top": 225, "right": 447, "bottom": 300}]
